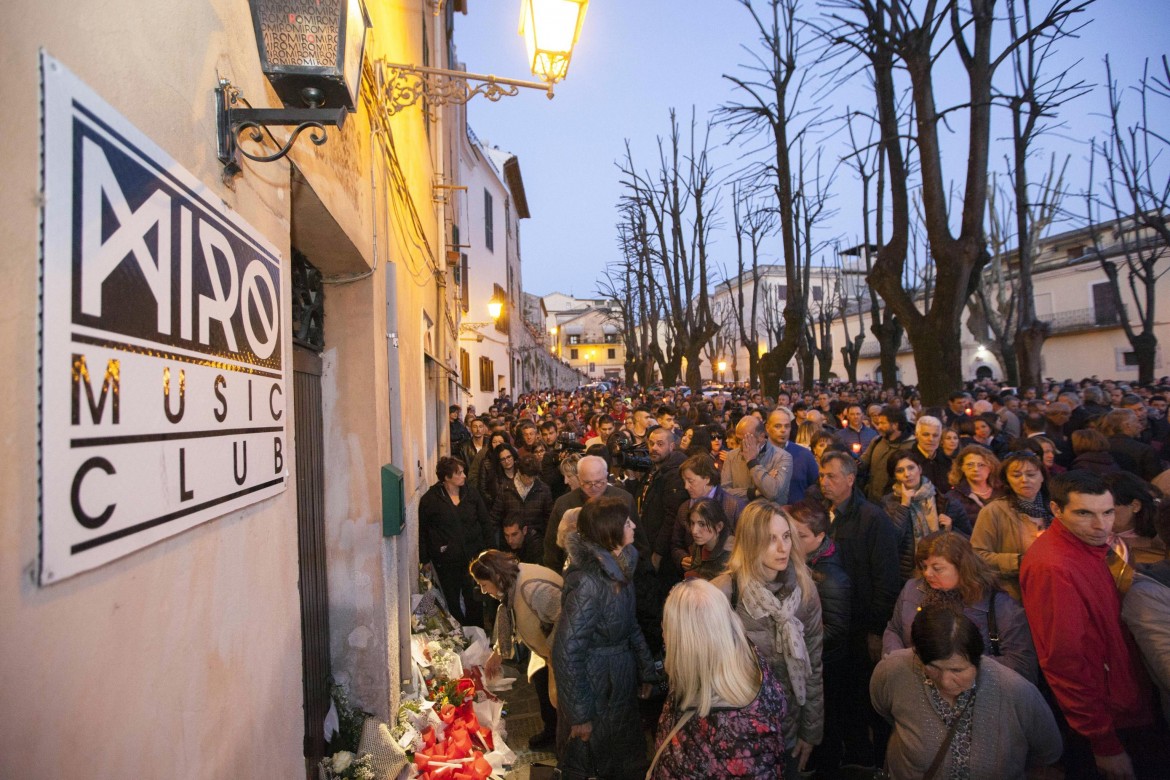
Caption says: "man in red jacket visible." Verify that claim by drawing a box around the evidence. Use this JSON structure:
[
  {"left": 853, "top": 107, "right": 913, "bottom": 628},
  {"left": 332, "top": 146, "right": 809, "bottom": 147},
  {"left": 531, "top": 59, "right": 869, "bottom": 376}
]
[{"left": 1021, "top": 470, "right": 1156, "bottom": 780}]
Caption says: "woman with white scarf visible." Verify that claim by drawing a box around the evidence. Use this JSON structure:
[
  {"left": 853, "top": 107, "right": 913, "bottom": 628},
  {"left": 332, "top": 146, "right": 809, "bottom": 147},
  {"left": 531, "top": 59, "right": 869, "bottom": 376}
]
[
  {"left": 881, "top": 449, "right": 970, "bottom": 580},
  {"left": 712, "top": 499, "right": 824, "bottom": 776}
]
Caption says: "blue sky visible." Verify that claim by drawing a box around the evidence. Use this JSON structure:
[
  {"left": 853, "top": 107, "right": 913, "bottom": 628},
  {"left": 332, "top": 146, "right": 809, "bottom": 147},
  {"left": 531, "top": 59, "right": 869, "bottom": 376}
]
[{"left": 455, "top": 0, "right": 1170, "bottom": 298}]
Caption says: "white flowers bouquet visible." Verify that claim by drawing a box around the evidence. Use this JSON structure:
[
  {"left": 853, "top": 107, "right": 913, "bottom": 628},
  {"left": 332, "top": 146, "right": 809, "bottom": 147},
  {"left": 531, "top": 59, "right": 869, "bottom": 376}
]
[{"left": 320, "top": 750, "right": 375, "bottom": 780}]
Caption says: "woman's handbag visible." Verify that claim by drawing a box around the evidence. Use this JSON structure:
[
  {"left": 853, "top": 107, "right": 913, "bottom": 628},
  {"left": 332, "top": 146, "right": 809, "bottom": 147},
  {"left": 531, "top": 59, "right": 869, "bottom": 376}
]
[{"left": 553, "top": 737, "right": 599, "bottom": 780}]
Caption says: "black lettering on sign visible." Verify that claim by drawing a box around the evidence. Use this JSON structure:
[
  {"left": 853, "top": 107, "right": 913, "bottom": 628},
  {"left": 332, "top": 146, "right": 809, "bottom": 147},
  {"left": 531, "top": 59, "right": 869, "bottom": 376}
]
[
  {"left": 163, "top": 366, "right": 185, "bottom": 423},
  {"left": 179, "top": 447, "right": 194, "bottom": 501},
  {"left": 270, "top": 383, "right": 283, "bottom": 421},
  {"left": 71, "top": 354, "right": 120, "bottom": 425},
  {"left": 274, "top": 436, "right": 283, "bottom": 474},
  {"left": 214, "top": 374, "right": 228, "bottom": 422},
  {"left": 72, "top": 457, "right": 116, "bottom": 528},
  {"left": 233, "top": 440, "right": 248, "bottom": 485}
]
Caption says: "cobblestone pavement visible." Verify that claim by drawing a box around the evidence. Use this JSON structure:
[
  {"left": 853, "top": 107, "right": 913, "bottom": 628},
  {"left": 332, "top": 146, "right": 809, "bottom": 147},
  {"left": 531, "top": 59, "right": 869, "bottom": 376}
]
[{"left": 498, "top": 664, "right": 555, "bottom": 780}]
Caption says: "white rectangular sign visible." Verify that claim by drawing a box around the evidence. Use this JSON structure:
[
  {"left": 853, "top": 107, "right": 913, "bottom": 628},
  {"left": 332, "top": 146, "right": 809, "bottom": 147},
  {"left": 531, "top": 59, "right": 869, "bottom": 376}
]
[{"left": 39, "top": 53, "right": 288, "bottom": 584}]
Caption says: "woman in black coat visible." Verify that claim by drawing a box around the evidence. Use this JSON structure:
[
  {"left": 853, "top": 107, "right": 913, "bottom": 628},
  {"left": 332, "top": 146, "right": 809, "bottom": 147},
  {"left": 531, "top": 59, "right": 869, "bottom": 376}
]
[
  {"left": 552, "top": 496, "right": 656, "bottom": 780},
  {"left": 418, "top": 456, "right": 492, "bottom": 628}
]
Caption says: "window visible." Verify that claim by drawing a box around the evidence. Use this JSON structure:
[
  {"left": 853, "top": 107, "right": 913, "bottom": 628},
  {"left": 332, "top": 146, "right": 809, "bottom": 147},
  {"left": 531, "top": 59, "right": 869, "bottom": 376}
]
[
  {"left": 607, "top": 348, "right": 616, "bottom": 360},
  {"left": 479, "top": 357, "right": 495, "bottom": 391},
  {"left": 568, "top": 334, "right": 581, "bottom": 345},
  {"left": 484, "top": 190, "right": 494, "bottom": 252},
  {"left": 813, "top": 285, "right": 823, "bottom": 302},
  {"left": 493, "top": 282, "right": 509, "bottom": 334},
  {"left": 1092, "top": 281, "right": 1122, "bottom": 326},
  {"left": 604, "top": 333, "right": 618, "bottom": 344},
  {"left": 460, "top": 349, "right": 471, "bottom": 388},
  {"left": 570, "top": 348, "right": 579, "bottom": 360},
  {"left": 460, "top": 254, "right": 469, "bottom": 313}
]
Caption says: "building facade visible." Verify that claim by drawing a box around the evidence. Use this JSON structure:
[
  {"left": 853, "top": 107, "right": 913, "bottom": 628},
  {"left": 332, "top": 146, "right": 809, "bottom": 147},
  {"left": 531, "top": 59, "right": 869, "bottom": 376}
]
[{"left": 0, "top": 1, "right": 552, "bottom": 777}]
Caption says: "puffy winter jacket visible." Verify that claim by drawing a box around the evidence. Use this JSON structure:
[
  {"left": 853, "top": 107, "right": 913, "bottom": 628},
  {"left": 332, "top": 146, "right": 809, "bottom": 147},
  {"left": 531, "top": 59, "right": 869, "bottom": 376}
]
[
  {"left": 807, "top": 536, "right": 852, "bottom": 667},
  {"left": 552, "top": 532, "right": 656, "bottom": 780}
]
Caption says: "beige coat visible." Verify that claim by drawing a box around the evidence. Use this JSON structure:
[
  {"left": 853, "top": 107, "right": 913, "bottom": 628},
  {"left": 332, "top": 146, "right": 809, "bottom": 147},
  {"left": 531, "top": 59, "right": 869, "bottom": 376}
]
[
  {"left": 504, "top": 563, "right": 563, "bottom": 705},
  {"left": 970, "top": 497, "right": 1045, "bottom": 600}
]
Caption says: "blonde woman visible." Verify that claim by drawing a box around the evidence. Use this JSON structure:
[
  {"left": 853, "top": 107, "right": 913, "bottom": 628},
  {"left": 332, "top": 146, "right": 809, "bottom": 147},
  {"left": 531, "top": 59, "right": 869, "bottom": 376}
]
[
  {"left": 713, "top": 499, "right": 824, "bottom": 776},
  {"left": 648, "top": 579, "right": 788, "bottom": 779}
]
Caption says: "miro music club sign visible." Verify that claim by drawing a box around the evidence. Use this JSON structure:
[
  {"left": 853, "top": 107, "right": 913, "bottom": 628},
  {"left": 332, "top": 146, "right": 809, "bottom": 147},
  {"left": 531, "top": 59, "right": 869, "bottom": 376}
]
[{"left": 39, "top": 53, "right": 288, "bottom": 584}]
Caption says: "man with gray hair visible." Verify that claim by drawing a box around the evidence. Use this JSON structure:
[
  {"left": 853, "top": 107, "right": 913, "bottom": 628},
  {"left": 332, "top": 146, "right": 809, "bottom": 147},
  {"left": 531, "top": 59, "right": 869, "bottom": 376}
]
[
  {"left": 722, "top": 415, "right": 793, "bottom": 504},
  {"left": 544, "top": 455, "right": 642, "bottom": 572},
  {"left": 913, "top": 415, "right": 952, "bottom": 491}
]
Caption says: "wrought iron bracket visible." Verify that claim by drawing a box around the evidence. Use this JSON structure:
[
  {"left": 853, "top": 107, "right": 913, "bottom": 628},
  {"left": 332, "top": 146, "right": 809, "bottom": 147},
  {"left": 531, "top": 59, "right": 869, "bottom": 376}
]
[
  {"left": 216, "top": 81, "right": 348, "bottom": 177},
  {"left": 371, "top": 60, "right": 553, "bottom": 121}
]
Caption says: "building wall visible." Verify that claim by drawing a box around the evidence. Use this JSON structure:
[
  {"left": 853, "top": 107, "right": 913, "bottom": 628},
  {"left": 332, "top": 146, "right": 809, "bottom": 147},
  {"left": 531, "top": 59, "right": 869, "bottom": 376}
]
[{"left": 1, "top": 0, "right": 448, "bottom": 776}]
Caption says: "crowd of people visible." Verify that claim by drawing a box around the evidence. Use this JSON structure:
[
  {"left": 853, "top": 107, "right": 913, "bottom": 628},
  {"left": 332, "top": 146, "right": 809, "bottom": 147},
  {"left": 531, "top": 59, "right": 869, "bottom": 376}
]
[{"left": 418, "top": 378, "right": 1170, "bottom": 779}]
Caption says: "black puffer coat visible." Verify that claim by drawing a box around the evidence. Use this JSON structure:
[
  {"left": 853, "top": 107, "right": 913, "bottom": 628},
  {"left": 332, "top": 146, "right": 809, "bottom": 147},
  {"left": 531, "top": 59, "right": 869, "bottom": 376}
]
[
  {"left": 552, "top": 532, "right": 655, "bottom": 780},
  {"left": 807, "top": 536, "right": 853, "bottom": 666}
]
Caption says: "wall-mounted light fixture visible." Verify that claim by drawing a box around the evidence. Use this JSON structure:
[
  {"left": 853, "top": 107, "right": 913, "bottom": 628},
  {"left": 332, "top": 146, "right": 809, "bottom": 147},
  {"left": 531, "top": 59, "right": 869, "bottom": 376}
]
[
  {"left": 373, "top": 0, "right": 588, "bottom": 119},
  {"left": 216, "top": 0, "right": 372, "bottom": 176},
  {"left": 459, "top": 293, "right": 507, "bottom": 335}
]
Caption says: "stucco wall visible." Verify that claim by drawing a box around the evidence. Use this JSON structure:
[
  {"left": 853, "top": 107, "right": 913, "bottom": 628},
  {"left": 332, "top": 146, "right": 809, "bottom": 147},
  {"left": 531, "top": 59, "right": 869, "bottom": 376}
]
[{"left": 0, "top": 0, "right": 304, "bottom": 776}]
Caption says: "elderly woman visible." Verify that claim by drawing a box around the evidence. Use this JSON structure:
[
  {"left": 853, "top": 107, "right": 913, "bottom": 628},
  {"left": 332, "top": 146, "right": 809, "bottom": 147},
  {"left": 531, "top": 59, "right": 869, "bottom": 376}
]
[
  {"left": 471, "top": 550, "right": 563, "bottom": 750},
  {"left": 944, "top": 445, "right": 1005, "bottom": 527},
  {"left": 882, "top": 450, "right": 971, "bottom": 579},
  {"left": 970, "top": 450, "right": 1051, "bottom": 600},
  {"left": 668, "top": 454, "right": 745, "bottom": 573},
  {"left": 552, "top": 496, "right": 656, "bottom": 779},
  {"left": 713, "top": 500, "right": 824, "bottom": 777},
  {"left": 872, "top": 606, "right": 1062, "bottom": 780},
  {"left": 647, "top": 579, "right": 788, "bottom": 779},
  {"left": 883, "top": 531, "right": 1037, "bottom": 683},
  {"left": 418, "top": 456, "right": 492, "bottom": 627}
]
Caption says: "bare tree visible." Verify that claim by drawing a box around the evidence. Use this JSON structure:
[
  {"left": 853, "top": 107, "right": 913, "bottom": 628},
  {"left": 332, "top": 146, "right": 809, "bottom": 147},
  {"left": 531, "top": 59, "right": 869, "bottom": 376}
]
[
  {"left": 1086, "top": 55, "right": 1170, "bottom": 385},
  {"left": 720, "top": 0, "right": 828, "bottom": 395},
  {"left": 760, "top": 280, "right": 787, "bottom": 354},
  {"left": 825, "top": 0, "right": 1091, "bottom": 403},
  {"left": 723, "top": 182, "right": 775, "bottom": 387},
  {"left": 617, "top": 110, "right": 723, "bottom": 390}
]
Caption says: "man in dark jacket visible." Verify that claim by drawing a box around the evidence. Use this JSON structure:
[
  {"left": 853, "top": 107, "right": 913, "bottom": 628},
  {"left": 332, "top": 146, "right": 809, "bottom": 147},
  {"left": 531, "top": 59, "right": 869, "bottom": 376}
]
[
  {"left": 449, "top": 405, "right": 470, "bottom": 452},
  {"left": 502, "top": 519, "right": 545, "bottom": 565},
  {"left": 538, "top": 421, "right": 568, "bottom": 499},
  {"left": 818, "top": 451, "right": 902, "bottom": 767},
  {"left": 544, "top": 455, "right": 642, "bottom": 573},
  {"left": 913, "top": 415, "right": 952, "bottom": 492},
  {"left": 490, "top": 454, "right": 554, "bottom": 536},
  {"left": 639, "top": 427, "right": 690, "bottom": 575},
  {"left": 1104, "top": 408, "right": 1164, "bottom": 481},
  {"left": 859, "top": 405, "right": 915, "bottom": 502}
]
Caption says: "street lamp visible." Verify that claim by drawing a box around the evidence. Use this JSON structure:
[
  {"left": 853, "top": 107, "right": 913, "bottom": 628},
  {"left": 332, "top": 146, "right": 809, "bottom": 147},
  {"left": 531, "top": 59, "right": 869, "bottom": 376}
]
[
  {"left": 717, "top": 360, "right": 727, "bottom": 382},
  {"left": 520, "top": 0, "right": 589, "bottom": 84},
  {"left": 216, "top": 0, "right": 371, "bottom": 176},
  {"left": 375, "top": 0, "right": 590, "bottom": 118},
  {"left": 460, "top": 293, "right": 506, "bottom": 335}
]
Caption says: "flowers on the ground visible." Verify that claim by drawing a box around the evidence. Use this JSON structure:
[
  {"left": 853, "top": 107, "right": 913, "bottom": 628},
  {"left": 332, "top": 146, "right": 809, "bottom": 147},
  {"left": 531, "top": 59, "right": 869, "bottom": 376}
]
[{"left": 320, "top": 750, "right": 375, "bottom": 780}]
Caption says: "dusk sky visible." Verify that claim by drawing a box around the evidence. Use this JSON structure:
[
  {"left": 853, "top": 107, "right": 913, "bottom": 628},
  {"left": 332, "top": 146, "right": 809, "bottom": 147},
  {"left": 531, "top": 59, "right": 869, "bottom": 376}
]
[{"left": 455, "top": 1, "right": 1170, "bottom": 299}]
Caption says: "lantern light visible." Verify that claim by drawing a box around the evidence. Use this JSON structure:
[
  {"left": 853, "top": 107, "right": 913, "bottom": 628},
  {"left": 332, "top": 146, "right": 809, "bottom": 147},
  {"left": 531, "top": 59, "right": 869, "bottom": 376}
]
[{"left": 519, "top": 0, "right": 589, "bottom": 84}]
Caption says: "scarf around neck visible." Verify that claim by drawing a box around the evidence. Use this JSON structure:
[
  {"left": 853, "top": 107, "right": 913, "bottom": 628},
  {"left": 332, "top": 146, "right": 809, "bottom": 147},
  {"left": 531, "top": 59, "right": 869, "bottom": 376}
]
[
  {"left": 738, "top": 573, "right": 812, "bottom": 705},
  {"left": 894, "top": 480, "right": 940, "bottom": 540}
]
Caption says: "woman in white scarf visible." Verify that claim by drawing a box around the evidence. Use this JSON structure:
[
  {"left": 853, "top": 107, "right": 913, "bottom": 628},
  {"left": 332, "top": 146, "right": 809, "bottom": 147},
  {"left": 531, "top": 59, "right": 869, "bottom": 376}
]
[{"left": 712, "top": 499, "right": 824, "bottom": 776}]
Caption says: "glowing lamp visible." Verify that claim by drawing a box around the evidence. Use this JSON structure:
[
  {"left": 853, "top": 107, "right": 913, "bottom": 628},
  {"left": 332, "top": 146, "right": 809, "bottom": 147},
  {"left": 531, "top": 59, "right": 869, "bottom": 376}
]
[{"left": 519, "top": 0, "right": 589, "bottom": 84}]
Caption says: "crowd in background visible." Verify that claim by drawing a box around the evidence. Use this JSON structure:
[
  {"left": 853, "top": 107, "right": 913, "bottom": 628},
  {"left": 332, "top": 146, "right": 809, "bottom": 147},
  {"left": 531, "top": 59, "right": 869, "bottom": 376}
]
[{"left": 418, "top": 376, "right": 1170, "bottom": 779}]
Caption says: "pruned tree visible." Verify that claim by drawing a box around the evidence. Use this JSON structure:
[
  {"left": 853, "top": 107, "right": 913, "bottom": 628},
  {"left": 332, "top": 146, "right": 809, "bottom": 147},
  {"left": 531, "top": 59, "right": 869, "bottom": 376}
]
[
  {"left": 601, "top": 206, "right": 656, "bottom": 387},
  {"left": 617, "top": 109, "right": 724, "bottom": 390},
  {"left": 834, "top": 246, "right": 868, "bottom": 384},
  {"left": 824, "top": 0, "right": 1091, "bottom": 403},
  {"left": 792, "top": 139, "right": 838, "bottom": 388},
  {"left": 723, "top": 181, "right": 776, "bottom": 388},
  {"left": 839, "top": 97, "right": 904, "bottom": 387},
  {"left": 1086, "top": 55, "right": 1170, "bottom": 386},
  {"left": 720, "top": 0, "right": 829, "bottom": 396},
  {"left": 997, "top": 0, "right": 1090, "bottom": 387},
  {"left": 704, "top": 296, "right": 740, "bottom": 383}
]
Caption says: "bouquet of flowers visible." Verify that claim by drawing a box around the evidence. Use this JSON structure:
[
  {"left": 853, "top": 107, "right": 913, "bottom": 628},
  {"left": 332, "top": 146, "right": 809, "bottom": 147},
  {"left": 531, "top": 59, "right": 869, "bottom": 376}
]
[{"left": 319, "top": 750, "right": 376, "bottom": 780}]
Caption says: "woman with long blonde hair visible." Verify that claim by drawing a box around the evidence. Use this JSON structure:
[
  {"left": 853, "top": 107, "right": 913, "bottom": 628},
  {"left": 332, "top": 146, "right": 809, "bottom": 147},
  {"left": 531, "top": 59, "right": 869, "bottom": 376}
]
[
  {"left": 713, "top": 499, "right": 824, "bottom": 777},
  {"left": 647, "top": 578, "right": 788, "bottom": 778}
]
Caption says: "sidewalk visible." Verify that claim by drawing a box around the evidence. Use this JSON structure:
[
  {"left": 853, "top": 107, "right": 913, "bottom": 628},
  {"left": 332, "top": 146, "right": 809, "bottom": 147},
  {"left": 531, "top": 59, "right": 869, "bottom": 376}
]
[{"left": 499, "top": 664, "right": 556, "bottom": 780}]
